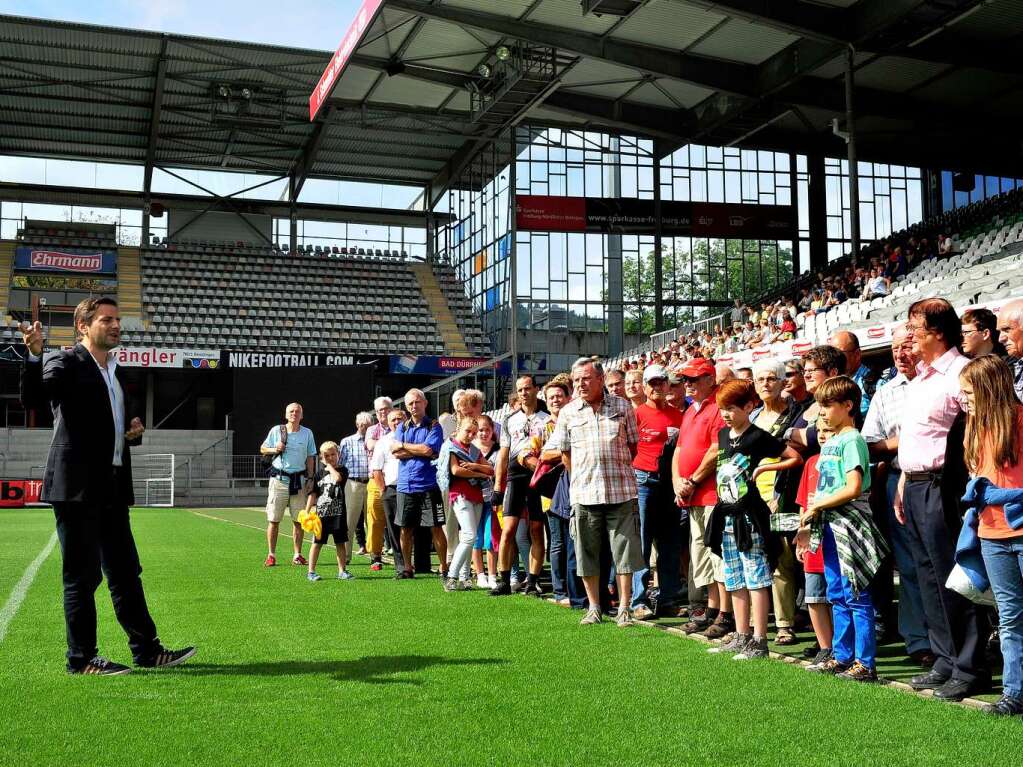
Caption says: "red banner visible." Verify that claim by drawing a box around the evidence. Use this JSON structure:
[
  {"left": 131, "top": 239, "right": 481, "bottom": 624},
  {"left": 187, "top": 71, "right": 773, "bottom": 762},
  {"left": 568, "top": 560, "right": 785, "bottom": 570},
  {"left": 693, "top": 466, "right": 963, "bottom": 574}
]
[
  {"left": 0, "top": 480, "right": 43, "bottom": 507},
  {"left": 309, "top": 0, "right": 383, "bottom": 120},
  {"left": 515, "top": 195, "right": 588, "bottom": 232},
  {"left": 515, "top": 195, "right": 796, "bottom": 239}
]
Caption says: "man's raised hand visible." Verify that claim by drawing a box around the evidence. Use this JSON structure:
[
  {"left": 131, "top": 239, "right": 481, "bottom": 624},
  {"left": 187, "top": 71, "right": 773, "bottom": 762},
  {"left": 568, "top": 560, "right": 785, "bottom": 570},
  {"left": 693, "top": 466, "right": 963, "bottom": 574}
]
[
  {"left": 19, "top": 321, "right": 43, "bottom": 356},
  {"left": 125, "top": 417, "right": 145, "bottom": 441}
]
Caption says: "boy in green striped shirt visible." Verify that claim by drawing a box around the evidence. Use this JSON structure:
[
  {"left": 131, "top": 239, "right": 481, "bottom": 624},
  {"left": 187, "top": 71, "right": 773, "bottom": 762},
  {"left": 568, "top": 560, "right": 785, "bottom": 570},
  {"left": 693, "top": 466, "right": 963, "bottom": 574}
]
[{"left": 800, "top": 375, "right": 888, "bottom": 682}]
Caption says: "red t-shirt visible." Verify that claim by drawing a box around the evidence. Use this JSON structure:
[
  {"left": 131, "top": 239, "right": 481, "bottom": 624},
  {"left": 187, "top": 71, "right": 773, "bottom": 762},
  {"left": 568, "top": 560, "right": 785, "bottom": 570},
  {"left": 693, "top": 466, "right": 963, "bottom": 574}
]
[
  {"left": 675, "top": 396, "right": 726, "bottom": 507},
  {"left": 796, "top": 455, "right": 824, "bottom": 574},
  {"left": 449, "top": 439, "right": 484, "bottom": 504},
  {"left": 633, "top": 402, "right": 685, "bottom": 473}
]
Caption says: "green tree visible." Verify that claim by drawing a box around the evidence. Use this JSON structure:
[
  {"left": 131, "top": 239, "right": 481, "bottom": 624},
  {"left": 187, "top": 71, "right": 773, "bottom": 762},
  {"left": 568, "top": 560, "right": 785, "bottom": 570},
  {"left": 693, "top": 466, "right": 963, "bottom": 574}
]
[{"left": 617, "top": 239, "right": 795, "bottom": 334}]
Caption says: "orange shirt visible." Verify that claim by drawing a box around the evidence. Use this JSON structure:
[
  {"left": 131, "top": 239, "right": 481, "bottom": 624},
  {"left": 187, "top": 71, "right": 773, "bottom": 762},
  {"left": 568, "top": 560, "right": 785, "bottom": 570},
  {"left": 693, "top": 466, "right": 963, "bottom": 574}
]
[{"left": 976, "top": 407, "right": 1023, "bottom": 540}]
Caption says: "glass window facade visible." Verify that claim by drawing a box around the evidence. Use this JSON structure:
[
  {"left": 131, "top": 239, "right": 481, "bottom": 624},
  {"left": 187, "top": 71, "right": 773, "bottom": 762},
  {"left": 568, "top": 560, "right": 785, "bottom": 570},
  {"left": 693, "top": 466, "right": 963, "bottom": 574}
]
[
  {"left": 940, "top": 171, "right": 1023, "bottom": 212},
  {"left": 824, "top": 159, "right": 923, "bottom": 261}
]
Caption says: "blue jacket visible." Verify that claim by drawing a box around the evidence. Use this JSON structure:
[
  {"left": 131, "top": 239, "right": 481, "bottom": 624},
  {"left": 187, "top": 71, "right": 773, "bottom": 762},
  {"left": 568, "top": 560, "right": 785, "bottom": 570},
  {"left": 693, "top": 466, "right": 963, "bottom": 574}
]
[{"left": 955, "top": 477, "right": 1023, "bottom": 594}]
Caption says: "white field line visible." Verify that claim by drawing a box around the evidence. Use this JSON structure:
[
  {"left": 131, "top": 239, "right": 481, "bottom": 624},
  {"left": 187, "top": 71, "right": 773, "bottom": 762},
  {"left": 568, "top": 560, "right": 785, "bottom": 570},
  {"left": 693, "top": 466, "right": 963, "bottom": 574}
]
[
  {"left": 188, "top": 509, "right": 340, "bottom": 552},
  {"left": 0, "top": 531, "right": 58, "bottom": 644}
]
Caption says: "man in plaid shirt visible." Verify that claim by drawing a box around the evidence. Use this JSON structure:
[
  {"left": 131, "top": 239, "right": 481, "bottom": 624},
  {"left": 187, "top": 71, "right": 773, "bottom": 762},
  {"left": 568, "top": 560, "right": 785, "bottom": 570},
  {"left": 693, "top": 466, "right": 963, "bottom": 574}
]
[
  {"left": 552, "top": 358, "right": 644, "bottom": 627},
  {"left": 339, "top": 412, "right": 374, "bottom": 568}
]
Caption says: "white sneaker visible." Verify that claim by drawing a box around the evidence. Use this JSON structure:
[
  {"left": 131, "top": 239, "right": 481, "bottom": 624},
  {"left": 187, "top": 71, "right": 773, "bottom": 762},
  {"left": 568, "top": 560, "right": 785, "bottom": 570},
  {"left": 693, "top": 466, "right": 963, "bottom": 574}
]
[
  {"left": 488, "top": 575, "right": 498, "bottom": 589},
  {"left": 476, "top": 573, "right": 489, "bottom": 589}
]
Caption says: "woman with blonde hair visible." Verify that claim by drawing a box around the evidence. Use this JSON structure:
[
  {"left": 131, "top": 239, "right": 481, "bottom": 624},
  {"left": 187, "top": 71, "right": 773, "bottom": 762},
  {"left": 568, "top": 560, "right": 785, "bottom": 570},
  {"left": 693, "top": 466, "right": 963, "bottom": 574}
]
[{"left": 959, "top": 354, "right": 1023, "bottom": 716}]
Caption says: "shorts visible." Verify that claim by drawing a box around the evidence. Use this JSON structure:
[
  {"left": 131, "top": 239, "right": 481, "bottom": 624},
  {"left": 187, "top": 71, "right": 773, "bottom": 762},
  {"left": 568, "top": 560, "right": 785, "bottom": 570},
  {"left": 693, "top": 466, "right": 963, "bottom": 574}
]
[
  {"left": 720, "top": 518, "right": 773, "bottom": 592},
  {"left": 803, "top": 544, "right": 825, "bottom": 575},
  {"left": 315, "top": 514, "right": 348, "bottom": 546},
  {"left": 570, "top": 500, "right": 644, "bottom": 578},
  {"left": 266, "top": 479, "right": 307, "bottom": 523},
  {"left": 502, "top": 475, "right": 544, "bottom": 522},
  {"left": 804, "top": 571, "right": 829, "bottom": 605},
  {"left": 396, "top": 489, "right": 445, "bottom": 529},
  {"left": 687, "top": 505, "right": 726, "bottom": 587}
]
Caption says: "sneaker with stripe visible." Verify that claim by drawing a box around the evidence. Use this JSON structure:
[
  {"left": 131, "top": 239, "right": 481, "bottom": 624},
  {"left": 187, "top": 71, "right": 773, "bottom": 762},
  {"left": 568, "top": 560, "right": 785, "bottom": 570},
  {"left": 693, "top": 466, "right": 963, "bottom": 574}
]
[
  {"left": 68, "top": 656, "right": 132, "bottom": 676},
  {"left": 136, "top": 646, "right": 197, "bottom": 669}
]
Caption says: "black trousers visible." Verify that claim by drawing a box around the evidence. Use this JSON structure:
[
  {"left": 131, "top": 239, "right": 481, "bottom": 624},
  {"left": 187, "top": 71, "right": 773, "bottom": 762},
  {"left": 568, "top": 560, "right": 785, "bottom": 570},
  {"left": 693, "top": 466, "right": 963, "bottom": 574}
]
[
  {"left": 381, "top": 486, "right": 405, "bottom": 572},
  {"left": 53, "top": 499, "right": 160, "bottom": 668},
  {"left": 902, "top": 477, "right": 989, "bottom": 682}
]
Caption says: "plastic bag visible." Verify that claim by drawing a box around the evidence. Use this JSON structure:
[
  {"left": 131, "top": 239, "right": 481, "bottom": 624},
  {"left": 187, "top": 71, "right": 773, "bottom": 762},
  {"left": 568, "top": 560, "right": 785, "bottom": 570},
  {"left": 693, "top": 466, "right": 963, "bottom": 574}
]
[{"left": 945, "top": 563, "right": 996, "bottom": 607}]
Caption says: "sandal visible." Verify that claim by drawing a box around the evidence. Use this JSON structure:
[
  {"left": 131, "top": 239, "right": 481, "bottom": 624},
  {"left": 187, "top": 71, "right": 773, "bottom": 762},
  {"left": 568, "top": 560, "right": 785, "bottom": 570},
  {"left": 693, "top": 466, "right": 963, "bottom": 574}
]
[{"left": 775, "top": 627, "right": 797, "bottom": 645}]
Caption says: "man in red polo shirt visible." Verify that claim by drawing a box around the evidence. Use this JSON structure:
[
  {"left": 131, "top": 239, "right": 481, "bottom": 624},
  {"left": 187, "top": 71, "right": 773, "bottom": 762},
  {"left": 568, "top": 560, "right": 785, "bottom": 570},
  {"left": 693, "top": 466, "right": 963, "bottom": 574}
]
[
  {"left": 631, "top": 364, "right": 685, "bottom": 619},
  {"left": 672, "top": 357, "right": 733, "bottom": 637}
]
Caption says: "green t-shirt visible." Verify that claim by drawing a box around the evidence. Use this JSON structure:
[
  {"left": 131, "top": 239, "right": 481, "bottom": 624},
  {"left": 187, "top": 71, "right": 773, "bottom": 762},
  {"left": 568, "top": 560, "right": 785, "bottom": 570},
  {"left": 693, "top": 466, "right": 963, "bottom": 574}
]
[{"left": 814, "top": 428, "right": 870, "bottom": 505}]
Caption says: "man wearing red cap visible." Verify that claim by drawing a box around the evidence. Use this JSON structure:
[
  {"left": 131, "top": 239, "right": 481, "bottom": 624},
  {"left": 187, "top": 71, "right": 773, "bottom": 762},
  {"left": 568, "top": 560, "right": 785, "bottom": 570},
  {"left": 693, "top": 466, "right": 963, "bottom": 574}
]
[
  {"left": 672, "top": 357, "right": 733, "bottom": 637},
  {"left": 631, "top": 364, "right": 686, "bottom": 619}
]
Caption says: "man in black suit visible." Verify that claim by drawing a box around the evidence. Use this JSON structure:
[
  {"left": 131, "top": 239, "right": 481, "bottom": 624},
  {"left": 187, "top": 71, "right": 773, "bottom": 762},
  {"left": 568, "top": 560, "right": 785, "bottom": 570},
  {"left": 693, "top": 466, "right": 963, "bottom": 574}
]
[{"left": 20, "top": 297, "right": 195, "bottom": 675}]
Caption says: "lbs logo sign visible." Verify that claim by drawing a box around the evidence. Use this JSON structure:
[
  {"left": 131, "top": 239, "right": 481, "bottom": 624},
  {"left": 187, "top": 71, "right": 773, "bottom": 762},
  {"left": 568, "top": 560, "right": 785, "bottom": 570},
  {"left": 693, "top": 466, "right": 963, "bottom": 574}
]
[{"left": 0, "top": 480, "right": 44, "bottom": 507}]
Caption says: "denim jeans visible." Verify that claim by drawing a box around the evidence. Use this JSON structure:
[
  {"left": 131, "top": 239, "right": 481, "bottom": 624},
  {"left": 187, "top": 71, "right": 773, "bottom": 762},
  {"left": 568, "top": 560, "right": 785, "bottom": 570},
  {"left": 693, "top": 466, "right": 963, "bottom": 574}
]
[
  {"left": 823, "top": 524, "right": 877, "bottom": 668},
  {"left": 448, "top": 495, "right": 481, "bottom": 583},
  {"left": 549, "top": 514, "right": 586, "bottom": 607},
  {"left": 981, "top": 536, "right": 1023, "bottom": 700},
  {"left": 510, "top": 516, "right": 531, "bottom": 580},
  {"left": 886, "top": 471, "right": 930, "bottom": 654},
  {"left": 631, "top": 470, "right": 682, "bottom": 610}
]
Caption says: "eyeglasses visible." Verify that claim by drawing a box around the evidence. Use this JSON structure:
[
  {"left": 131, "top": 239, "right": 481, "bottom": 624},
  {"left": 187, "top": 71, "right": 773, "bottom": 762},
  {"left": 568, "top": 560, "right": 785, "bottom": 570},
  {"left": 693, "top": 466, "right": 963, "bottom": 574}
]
[
  {"left": 646, "top": 378, "right": 668, "bottom": 386},
  {"left": 681, "top": 376, "right": 703, "bottom": 384},
  {"left": 905, "top": 322, "right": 931, "bottom": 336},
  {"left": 803, "top": 366, "right": 822, "bottom": 375},
  {"left": 961, "top": 327, "right": 982, "bottom": 336},
  {"left": 784, "top": 370, "right": 800, "bottom": 378},
  {"left": 754, "top": 377, "right": 780, "bottom": 385}
]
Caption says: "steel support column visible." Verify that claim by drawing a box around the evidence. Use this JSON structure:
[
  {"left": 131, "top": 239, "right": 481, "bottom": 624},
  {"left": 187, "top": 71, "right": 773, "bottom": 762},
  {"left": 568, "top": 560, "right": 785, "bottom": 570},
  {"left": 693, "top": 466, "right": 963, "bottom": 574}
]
[
  {"left": 508, "top": 130, "right": 519, "bottom": 383},
  {"left": 845, "top": 45, "right": 861, "bottom": 258},
  {"left": 288, "top": 175, "right": 298, "bottom": 253},
  {"left": 653, "top": 151, "right": 664, "bottom": 333},
  {"left": 606, "top": 136, "right": 624, "bottom": 356},
  {"left": 808, "top": 152, "right": 828, "bottom": 274}
]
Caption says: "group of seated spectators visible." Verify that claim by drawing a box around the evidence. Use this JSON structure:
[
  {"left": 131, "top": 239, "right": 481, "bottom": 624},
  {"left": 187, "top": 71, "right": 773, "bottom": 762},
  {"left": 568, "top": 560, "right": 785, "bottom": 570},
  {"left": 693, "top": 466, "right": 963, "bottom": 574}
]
[
  {"left": 654, "top": 231, "right": 957, "bottom": 363},
  {"left": 646, "top": 185, "right": 1023, "bottom": 364},
  {"left": 291, "top": 295, "right": 1023, "bottom": 717}
]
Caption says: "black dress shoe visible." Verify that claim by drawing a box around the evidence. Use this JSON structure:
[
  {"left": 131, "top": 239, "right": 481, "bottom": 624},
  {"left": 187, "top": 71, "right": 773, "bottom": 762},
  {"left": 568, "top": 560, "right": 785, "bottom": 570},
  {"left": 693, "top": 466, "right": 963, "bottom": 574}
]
[
  {"left": 909, "top": 669, "right": 950, "bottom": 690},
  {"left": 908, "top": 649, "right": 937, "bottom": 668},
  {"left": 984, "top": 695, "right": 1023, "bottom": 716},
  {"left": 933, "top": 677, "right": 987, "bottom": 701}
]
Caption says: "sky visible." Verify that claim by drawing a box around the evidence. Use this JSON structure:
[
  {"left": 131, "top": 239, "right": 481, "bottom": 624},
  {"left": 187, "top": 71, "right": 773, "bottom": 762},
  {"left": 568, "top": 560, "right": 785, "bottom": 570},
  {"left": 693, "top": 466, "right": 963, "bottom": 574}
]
[
  {"left": 2, "top": 0, "right": 366, "bottom": 51},
  {"left": 0, "top": 0, "right": 428, "bottom": 221}
]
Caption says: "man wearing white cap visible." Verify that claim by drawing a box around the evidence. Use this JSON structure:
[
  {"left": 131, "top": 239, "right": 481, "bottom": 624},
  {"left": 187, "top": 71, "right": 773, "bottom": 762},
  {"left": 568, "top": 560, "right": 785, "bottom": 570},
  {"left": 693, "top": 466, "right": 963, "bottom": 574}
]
[{"left": 630, "top": 364, "right": 686, "bottom": 619}]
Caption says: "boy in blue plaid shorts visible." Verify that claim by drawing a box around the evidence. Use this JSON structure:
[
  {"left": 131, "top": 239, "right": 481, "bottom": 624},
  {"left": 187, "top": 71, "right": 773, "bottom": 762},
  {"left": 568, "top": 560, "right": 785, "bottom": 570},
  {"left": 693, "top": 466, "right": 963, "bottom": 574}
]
[{"left": 703, "top": 380, "right": 802, "bottom": 660}]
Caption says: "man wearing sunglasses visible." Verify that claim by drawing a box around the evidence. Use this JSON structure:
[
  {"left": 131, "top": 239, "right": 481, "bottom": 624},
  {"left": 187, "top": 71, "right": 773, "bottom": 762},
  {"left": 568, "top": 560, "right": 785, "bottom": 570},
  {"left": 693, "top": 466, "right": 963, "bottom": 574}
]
[
  {"left": 672, "top": 358, "right": 732, "bottom": 637},
  {"left": 631, "top": 364, "right": 685, "bottom": 619}
]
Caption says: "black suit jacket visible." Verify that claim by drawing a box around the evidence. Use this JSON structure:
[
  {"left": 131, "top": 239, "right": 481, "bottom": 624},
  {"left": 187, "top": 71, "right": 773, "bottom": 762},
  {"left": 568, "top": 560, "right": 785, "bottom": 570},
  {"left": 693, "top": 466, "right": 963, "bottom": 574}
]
[{"left": 20, "top": 343, "right": 141, "bottom": 504}]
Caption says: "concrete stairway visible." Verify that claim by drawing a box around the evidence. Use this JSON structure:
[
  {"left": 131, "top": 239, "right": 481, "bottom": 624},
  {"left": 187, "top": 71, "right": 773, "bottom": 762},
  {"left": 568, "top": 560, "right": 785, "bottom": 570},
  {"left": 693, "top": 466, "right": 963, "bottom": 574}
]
[
  {"left": 409, "top": 262, "right": 470, "bottom": 355},
  {"left": 116, "top": 247, "right": 144, "bottom": 325}
]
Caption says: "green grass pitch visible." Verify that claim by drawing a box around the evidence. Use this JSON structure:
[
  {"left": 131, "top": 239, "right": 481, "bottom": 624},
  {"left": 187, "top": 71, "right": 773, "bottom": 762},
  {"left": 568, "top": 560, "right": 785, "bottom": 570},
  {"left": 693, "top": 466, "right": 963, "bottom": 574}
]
[{"left": 0, "top": 506, "right": 1019, "bottom": 766}]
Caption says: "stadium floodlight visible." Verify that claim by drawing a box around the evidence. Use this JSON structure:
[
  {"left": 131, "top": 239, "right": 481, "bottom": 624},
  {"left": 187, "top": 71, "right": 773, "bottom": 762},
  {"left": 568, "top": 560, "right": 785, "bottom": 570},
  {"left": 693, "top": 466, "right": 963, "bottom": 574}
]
[
  {"left": 218, "top": 84, "right": 231, "bottom": 98},
  {"left": 495, "top": 45, "right": 511, "bottom": 62},
  {"left": 477, "top": 63, "right": 492, "bottom": 78},
  {"left": 240, "top": 87, "right": 252, "bottom": 100}
]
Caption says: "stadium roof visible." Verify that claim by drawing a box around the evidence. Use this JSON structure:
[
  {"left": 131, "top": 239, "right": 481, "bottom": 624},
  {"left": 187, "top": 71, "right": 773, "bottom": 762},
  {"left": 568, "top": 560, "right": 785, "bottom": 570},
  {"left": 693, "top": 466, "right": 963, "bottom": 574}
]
[{"left": 2, "top": 2, "right": 1023, "bottom": 205}]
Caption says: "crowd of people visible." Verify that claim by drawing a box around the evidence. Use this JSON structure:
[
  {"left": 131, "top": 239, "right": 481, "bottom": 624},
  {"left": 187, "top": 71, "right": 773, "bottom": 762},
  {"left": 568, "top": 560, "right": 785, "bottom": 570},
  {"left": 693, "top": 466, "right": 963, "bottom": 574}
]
[
  {"left": 258, "top": 296, "right": 1023, "bottom": 716},
  {"left": 651, "top": 234, "right": 955, "bottom": 364},
  {"left": 640, "top": 186, "right": 1023, "bottom": 365}
]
